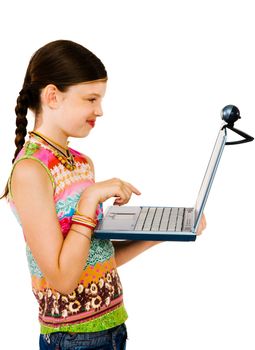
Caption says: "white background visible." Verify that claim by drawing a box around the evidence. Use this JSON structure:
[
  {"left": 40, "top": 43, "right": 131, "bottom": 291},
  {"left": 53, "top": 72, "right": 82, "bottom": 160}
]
[{"left": 0, "top": 1, "right": 254, "bottom": 349}]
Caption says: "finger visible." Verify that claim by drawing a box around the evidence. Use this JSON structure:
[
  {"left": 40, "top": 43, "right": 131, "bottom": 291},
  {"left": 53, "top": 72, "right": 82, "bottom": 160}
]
[
  {"left": 197, "top": 215, "right": 207, "bottom": 235},
  {"left": 115, "top": 181, "right": 137, "bottom": 203},
  {"left": 113, "top": 196, "right": 124, "bottom": 205},
  {"left": 201, "top": 214, "right": 207, "bottom": 229},
  {"left": 203, "top": 215, "right": 207, "bottom": 228},
  {"left": 124, "top": 182, "right": 141, "bottom": 196},
  {"left": 114, "top": 197, "right": 129, "bottom": 205},
  {"left": 113, "top": 197, "right": 123, "bottom": 205},
  {"left": 122, "top": 187, "right": 133, "bottom": 203},
  {"left": 113, "top": 188, "right": 128, "bottom": 205},
  {"left": 197, "top": 226, "right": 203, "bottom": 235}
]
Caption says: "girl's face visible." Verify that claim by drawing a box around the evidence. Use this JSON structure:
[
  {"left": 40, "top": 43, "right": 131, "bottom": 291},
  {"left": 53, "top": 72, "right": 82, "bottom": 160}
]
[{"left": 56, "top": 80, "right": 107, "bottom": 139}]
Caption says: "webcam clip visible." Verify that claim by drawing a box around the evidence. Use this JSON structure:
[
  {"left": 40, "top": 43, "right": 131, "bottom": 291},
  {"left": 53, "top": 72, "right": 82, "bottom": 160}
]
[{"left": 222, "top": 123, "right": 254, "bottom": 145}]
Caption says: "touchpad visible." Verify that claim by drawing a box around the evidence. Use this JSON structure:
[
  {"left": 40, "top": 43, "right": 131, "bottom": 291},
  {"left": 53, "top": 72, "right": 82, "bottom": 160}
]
[{"left": 101, "top": 206, "right": 141, "bottom": 230}]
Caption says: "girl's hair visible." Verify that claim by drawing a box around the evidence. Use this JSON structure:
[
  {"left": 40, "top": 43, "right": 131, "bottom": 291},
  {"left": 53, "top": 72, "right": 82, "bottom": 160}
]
[{"left": 0, "top": 40, "right": 107, "bottom": 199}]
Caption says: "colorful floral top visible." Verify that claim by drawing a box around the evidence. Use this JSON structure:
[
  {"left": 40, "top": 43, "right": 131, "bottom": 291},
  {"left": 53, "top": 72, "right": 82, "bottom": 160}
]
[{"left": 7, "top": 134, "right": 127, "bottom": 334}]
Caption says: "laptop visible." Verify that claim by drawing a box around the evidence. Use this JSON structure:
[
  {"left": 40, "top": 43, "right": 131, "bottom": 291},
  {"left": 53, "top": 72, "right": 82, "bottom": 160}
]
[{"left": 94, "top": 126, "right": 227, "bottom": 241}]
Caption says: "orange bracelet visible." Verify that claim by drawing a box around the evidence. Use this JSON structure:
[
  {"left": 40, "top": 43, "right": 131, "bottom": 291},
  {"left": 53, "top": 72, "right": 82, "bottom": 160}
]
[
  {"left": 74, "top": 204, "right": 98, "bottom": 225},
  {"left": 71, "top": 220, "right": 96, "bottom": 230},
  {"left": 72, "top": 214, "right": 97, "bottom": 228}
]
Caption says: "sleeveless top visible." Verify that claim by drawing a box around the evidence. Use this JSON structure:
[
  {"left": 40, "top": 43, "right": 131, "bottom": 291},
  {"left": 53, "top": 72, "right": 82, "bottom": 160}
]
[{"left": 7, "top": 134, "right": 128, "bottom": 334}]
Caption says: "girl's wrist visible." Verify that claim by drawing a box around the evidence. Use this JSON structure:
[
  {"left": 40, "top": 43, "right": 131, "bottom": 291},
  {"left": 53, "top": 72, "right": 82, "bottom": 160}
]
[{"left": 77, "top": 197, "right": 98, "bottom": 218}]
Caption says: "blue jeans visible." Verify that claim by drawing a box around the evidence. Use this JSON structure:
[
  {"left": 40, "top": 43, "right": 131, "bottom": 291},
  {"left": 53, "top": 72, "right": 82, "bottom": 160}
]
[{"left": 39, "top": 324, "right": 127, "bottom": 350}]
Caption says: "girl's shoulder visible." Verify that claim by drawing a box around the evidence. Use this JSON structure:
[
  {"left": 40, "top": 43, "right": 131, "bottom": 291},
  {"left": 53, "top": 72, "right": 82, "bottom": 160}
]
[
  {"left": 15, "top": 140, "right": 53, "bottom": 159},
  {"left": 8, "top": 142, "right": 56, "bottom": 200}
]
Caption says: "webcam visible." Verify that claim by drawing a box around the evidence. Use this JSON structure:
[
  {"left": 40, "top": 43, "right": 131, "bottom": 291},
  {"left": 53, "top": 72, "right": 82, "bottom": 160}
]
[
  {"left": 221, "top": 105, "right": 253, "bottom": 145},
  {"left": 221, "top": 105, "right": 241, "bottom": 125}
]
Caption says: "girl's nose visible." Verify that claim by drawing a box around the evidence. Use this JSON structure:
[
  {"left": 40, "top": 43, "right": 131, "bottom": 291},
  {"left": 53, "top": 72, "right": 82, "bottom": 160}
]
[{"left": 94, "top": 104, "right": 103, "bottom": 117}]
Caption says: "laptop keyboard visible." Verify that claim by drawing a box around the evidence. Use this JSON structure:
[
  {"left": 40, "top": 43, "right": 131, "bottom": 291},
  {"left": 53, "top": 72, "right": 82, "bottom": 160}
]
[{"left": 134, "top": 207, "right": 193, "bottom": 232}]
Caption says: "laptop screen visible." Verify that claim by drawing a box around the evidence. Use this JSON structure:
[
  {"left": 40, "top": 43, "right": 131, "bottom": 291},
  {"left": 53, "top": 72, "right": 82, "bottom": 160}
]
[{"left": 194, "top": 127, "right": 227, "bottom": 231}]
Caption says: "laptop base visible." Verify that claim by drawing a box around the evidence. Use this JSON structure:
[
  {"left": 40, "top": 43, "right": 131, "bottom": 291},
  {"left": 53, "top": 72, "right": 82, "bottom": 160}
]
[
  {"left": 94, "top": 229, "right": 196, "bottom": 241},
  {"left": 94, "top": 205, "right": 196, "bottom": 241}
]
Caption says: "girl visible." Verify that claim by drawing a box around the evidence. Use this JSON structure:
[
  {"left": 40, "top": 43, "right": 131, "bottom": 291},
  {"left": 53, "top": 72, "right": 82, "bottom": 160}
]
[{"left": 1, "top": 40, "right": 206, "bottom": 350}]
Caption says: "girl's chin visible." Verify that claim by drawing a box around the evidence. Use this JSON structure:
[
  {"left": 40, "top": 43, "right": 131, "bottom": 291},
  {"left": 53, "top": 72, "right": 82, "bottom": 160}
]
[{"left": 67, "top": 130, "right": 90, "bottom": 139}]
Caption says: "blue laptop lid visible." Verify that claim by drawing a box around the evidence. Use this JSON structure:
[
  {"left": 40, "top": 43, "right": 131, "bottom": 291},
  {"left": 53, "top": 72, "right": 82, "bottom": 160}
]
[{"left": 193, "top": 127, "right": 227, "bottom": 232}]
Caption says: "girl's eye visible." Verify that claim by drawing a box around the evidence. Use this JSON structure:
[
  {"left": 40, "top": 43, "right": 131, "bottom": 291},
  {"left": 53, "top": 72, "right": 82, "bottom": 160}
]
[{"left": 88, "top": 98, "right": 96, "bottom": 103}]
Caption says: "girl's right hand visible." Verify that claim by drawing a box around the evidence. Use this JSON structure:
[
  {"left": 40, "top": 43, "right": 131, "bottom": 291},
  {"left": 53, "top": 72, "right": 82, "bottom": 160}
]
[{"left": 79, "top": 178, "right": 141, "bottom": 208}]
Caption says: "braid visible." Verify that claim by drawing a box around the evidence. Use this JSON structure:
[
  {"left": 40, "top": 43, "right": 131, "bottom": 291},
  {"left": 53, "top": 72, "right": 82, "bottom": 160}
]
[
  {"left": 12, "top": 89, "right": 29, "bottom": 163},
  {"left": 0, "top": 88, "right": 30, "bottom": 199}
]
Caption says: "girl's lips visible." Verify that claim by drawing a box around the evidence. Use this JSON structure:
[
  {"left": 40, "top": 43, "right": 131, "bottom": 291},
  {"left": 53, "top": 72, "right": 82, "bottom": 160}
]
[{"left": 87, "top": 120, "right": 95, "bottom": 128}]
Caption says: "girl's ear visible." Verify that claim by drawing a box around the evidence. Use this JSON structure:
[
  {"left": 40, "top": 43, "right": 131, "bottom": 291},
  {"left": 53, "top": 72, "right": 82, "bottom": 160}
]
[{"left": 41, "top": 84, "right": 62, "bottom": 109}]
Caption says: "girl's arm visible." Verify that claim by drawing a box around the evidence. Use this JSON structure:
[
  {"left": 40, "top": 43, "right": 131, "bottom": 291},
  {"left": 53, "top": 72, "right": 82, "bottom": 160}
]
[
  {"left": 11, "top": 159, "right": 96, "bottom": 295},
  {"left": 112, "top": 240, "right": 160, "bottom": 267},
  {"left": 112, "top": 214, "right": 207, "bottom": 267}
]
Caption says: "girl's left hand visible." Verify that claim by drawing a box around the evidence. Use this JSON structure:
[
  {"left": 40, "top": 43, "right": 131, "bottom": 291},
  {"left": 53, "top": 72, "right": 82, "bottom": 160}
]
[{"left": 197, "top": 214, "right": 207, "bottom": 235}]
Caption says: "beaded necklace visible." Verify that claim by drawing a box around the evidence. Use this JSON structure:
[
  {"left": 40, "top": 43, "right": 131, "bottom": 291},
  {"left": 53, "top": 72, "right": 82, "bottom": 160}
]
[{"left": 29, "top": 131, "right": 76, "bottom": 170}]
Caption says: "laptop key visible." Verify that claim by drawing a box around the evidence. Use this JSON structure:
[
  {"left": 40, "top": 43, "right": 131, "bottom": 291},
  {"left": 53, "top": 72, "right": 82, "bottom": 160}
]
[
  {"left": 183, "top": 208, "right": 194, "bottom": 231},
  {"left": 175, "top": 208, "right": 184, "bottom": 231},
  {"left": 135, "top": 207, "right": 149, "bottom": 231},
  {"left": 167, "top": 207, "right": 178, "bottom": 231},
  {"left": 160, "top": 208, "right": 171, "bottom": 231},
  {"left": 151, "top": 207, "right": 164, "bottom": 231},
  {"left": 143, "top": 207, "right": 156, "bottom": 231}
]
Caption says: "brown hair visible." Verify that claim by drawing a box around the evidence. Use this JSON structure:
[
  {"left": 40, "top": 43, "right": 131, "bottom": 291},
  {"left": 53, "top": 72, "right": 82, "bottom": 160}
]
[{"left": 1, "top": 40, "right": 107, "bottom": 199}]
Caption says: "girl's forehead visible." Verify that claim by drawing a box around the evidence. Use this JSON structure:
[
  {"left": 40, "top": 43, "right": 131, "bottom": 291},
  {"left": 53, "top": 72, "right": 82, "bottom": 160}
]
[{"left": 71, "top": 81, "right": 107, "bottom": 95}]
